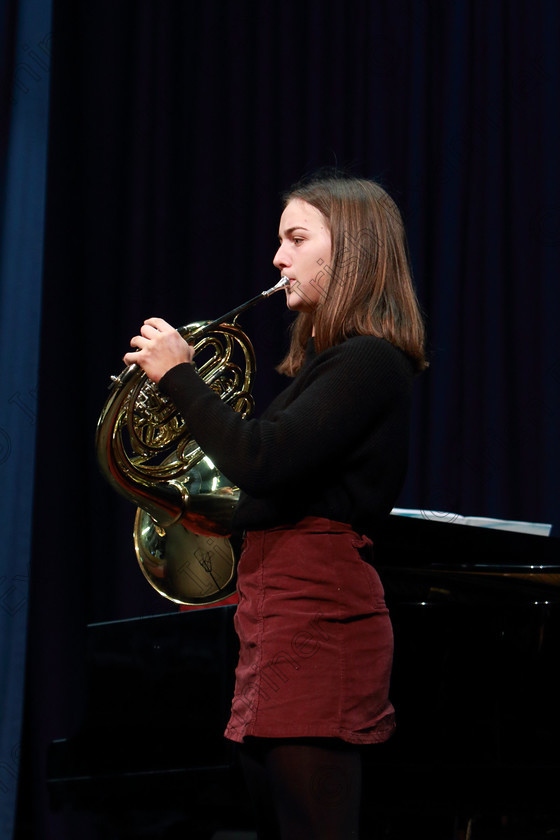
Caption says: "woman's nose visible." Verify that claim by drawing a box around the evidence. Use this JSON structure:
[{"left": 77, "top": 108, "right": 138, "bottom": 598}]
[{"left": 273, "top": 243, "right": 289, "bottom": 269}]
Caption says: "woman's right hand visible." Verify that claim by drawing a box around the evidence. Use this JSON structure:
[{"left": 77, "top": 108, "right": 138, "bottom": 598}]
[{"left": 123, "top": 317, "right": 195, "bottom": 383}]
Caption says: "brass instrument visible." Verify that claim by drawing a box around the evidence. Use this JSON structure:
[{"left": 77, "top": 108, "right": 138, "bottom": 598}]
[{"left": 96, "top": 277, "right": 289, "bottom": 606}]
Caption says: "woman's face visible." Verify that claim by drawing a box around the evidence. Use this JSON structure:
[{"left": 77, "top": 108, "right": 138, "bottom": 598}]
[{"left": 273, "top": 198, "right": 332, "bottom": 313}]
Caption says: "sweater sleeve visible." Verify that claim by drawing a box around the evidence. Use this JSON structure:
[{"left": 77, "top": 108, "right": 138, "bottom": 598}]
[{"left": 158, "top": 337, "right": 412, "bottom": 498}]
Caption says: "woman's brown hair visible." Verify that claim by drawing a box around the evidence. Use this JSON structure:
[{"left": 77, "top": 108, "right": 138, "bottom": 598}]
[{"left": 276, "top": 172, "right": 428, "bottom": 376}]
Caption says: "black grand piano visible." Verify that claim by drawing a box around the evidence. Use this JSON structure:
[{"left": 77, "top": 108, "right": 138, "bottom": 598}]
[{"left": 47, "top": 513, "right": 560, "bottom": 839}]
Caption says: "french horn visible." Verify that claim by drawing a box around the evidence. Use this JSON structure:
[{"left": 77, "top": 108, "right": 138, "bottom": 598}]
[{"left": 96, "top": 277, "right": 289, "bottom": 606}]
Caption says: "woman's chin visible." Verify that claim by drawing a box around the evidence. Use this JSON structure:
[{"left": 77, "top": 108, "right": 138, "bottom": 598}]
[{"left": 286, "top": 293, "right": 310, "bottom": 313}]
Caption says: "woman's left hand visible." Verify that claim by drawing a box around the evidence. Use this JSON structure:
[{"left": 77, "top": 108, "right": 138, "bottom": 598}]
[{"left": 123, "top": 317, "right": 195, "bottom": 383}]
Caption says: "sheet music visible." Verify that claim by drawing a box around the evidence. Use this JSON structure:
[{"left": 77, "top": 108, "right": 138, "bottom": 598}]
[{"left": 391, "top": 508, "right": 552, "bottom": 537}]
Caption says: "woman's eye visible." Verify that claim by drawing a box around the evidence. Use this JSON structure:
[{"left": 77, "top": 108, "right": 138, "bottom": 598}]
[{"left": 293, "top": 237, "right": 303, "bottom": 245}]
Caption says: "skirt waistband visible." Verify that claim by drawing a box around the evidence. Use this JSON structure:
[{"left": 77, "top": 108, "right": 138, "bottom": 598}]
[{"left": 243, "top": 516, "right": 359, "bottom": 538}]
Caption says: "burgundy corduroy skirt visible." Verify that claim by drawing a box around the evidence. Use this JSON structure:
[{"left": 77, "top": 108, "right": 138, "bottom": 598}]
[{"left": 224, "top": 517, "right": 396, "bottom": 745}]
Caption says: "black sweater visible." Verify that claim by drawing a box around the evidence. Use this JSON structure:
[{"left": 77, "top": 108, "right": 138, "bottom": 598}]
[{"left": 159, "top": 335, "right": 415, "bottom": 540}]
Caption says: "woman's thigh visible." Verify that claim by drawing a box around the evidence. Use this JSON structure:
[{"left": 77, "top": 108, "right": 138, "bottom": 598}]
[{"left": 239, "top": 737, "right": 362, "bottom": 840}]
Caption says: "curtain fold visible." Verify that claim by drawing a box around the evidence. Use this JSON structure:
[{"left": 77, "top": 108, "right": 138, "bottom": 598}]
[{"left": 0, "top": 0, "right": 52, "bottom": 838}]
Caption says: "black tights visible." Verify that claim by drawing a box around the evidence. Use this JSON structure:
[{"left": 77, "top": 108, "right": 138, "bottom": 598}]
[{"left": 238, "top": 737, "right": 362, "bottom": 840}]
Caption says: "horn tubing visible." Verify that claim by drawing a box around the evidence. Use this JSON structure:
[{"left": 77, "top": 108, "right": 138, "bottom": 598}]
[
  {"left": 190, "top": 275, "right": 289, "bottom": 339},
  {"left": 96, "top": 276, "right": 288, "bottom": 604},
  {"left": 112, "top": 276, "right": 289, "bottom": 388}
]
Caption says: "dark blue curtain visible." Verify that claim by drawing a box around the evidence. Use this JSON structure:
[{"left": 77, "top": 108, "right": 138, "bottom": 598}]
[
  {"left": 11, "top": 0, "right": 560, "bottom": 838},
  {"left": 400, "top": 1, "right": 560, "bottom": 526},
  {"left": 0, "top": 0, "right": 52, "bottom": 838}
]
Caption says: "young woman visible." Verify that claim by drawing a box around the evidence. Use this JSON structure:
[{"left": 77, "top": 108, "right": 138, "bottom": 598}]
[{"left": 124, "top": 172, "right": 427, "bottom": 839}]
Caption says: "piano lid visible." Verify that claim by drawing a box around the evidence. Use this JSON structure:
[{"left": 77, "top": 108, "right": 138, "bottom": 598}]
[{"left": 375, "top": 509, "right": 560, "bottom": 604}]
